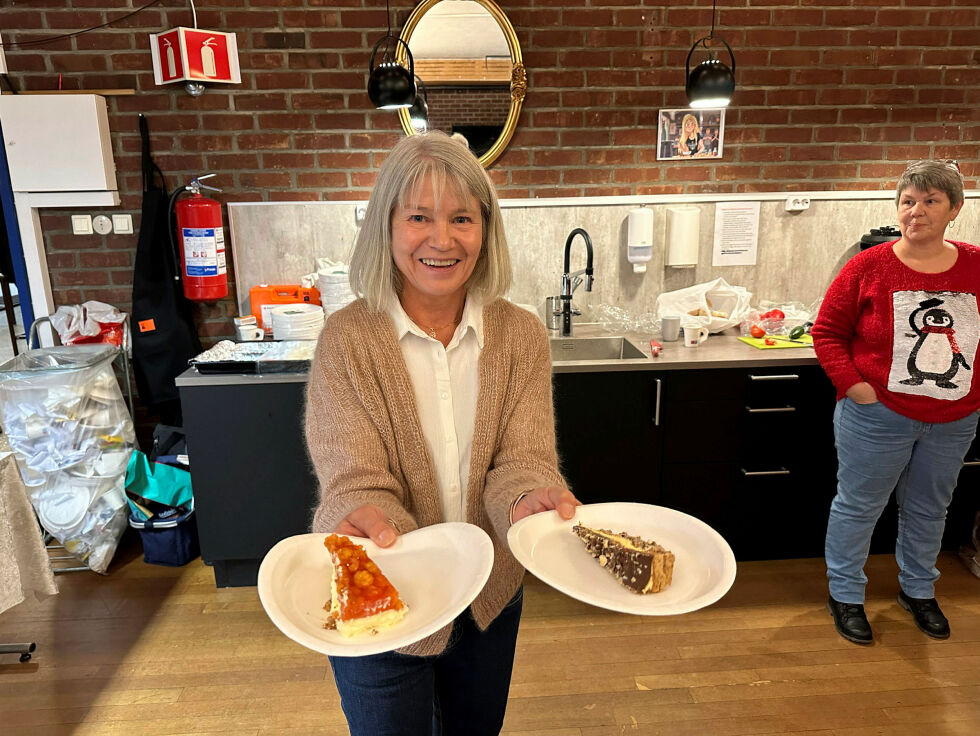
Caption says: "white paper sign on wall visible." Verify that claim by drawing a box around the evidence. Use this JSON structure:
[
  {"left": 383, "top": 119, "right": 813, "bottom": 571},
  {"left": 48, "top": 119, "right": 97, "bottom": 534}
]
[{"left": 148, "top": 27, "right": 241, "bottom": 85}]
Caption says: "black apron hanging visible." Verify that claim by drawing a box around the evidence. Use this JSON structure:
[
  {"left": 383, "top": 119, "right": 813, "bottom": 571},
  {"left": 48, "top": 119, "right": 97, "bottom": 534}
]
[{"left": 131, "top": 114, "right": 202, "bottom": 425}]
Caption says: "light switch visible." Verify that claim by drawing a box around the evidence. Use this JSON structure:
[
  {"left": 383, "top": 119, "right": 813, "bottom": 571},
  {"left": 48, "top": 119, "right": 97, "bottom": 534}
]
[
  {"left": 71, "top": 215, "right": 93, "bottom": 235},
  {"left": 112, "top": 213, "right": 133, "bottom": 235},
  {"left": 93, "top": 214, "right": 113, "bottom": 235}
]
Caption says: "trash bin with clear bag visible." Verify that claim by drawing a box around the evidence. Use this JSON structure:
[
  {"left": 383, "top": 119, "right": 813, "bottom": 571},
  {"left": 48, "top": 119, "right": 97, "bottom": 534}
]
[{"left": 0, "top": 344, "right": 135, "bottom": 573}]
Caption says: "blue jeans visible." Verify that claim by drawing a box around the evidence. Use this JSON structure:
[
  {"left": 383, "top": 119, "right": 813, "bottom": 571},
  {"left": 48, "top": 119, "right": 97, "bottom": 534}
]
[
  {"left": 827, "top": 398, "right": 978, "bottom": 603},
  {"left": 328, "top": 587, "right": 523, "bottom": 736}
]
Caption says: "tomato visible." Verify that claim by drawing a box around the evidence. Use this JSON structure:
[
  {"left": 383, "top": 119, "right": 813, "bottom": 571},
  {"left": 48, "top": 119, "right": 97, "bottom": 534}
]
[
  {"left": 769, "top": 309, "right": 785, "bottom": 320},
  {"left": 764, "top": 337, "right": 776, "bottom": 346},
  {"left": 750, "top": 324, "right": 766, "bottom": 339}
]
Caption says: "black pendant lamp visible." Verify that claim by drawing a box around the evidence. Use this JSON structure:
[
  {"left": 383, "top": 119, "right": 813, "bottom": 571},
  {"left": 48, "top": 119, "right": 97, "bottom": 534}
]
[
  {"left": 685, "top": 0, "right": 736, "bottom": 109},
  {"left": 408, "top": 75, "right": 429, "bottom": 131},
  {"left": 367, "top": 0, "right": 416, "bottom": 110}
]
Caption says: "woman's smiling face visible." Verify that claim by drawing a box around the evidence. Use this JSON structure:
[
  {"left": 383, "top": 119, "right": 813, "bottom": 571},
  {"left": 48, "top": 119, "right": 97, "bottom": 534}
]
[{"left": 390, "top": 173, "right": 483, "bottom": 307}]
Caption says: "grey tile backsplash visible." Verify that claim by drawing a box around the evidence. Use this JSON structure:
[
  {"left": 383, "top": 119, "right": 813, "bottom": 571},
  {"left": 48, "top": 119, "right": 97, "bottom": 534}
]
[{"left": 228, "top": 196, "right": 978, "bottom": 320}]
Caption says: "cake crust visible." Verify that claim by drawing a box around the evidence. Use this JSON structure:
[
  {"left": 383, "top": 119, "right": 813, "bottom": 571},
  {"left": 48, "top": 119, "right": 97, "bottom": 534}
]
[{"left": 573, "top": 522, "right": 675, "bottom": 594}]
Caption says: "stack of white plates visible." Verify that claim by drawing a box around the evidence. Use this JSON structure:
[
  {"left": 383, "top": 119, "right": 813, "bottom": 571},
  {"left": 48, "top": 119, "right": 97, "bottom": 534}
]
[
  {"left": 271, "top": 303, "right": 325, "bottom": 341},
  {"left": 318, "top": 271, "right": 356, "bottom": 315}
]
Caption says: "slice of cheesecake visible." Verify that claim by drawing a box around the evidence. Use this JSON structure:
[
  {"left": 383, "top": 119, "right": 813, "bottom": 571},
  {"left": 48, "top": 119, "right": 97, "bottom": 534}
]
[
  {"left": 573, "top": 523, "right": 675, "bottom": 594},
  {"left": 324, "top": 534, "right": 407, "bottom": 636}
]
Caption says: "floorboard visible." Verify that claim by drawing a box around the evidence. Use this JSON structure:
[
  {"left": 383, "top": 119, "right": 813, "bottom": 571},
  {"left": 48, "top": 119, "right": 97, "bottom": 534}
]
[{"left": 1, "top": 532, "right": 978, "bottom": 735}]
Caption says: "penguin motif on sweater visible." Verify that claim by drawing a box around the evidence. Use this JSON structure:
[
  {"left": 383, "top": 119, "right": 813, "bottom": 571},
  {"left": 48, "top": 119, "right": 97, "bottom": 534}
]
[{"left": 900, "top": 297, "right": 972, "bottom": 389}]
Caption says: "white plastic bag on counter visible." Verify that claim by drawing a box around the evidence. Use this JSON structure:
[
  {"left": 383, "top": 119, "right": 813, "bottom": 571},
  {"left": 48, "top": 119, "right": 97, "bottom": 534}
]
[
  {"left": 655, "top": 278, "right": 752, "bottom": 333},
  {"left": 0, "top": 345, "right": 134, "bottom": 573}
]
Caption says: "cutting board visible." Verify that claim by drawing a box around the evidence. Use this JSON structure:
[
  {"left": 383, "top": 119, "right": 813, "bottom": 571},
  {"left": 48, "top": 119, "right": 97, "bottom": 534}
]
[{"left": 738, "top": 334, "right": 814, "bottom": 350}]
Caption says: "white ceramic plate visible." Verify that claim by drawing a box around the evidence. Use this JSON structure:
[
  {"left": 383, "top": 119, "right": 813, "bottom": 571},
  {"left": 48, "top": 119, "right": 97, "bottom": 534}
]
[
  {"left": 258, "top": 522, "right": 494, "bottom": 657},
  {"left": 508, "top": 502, "right": 736, "bottom": 615}
]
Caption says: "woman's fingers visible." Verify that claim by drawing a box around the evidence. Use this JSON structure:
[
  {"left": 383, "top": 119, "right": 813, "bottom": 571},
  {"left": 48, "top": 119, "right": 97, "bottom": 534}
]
[
  {"left": 336, "top": 504, "right": 399, "bottom": 547},
  {"left": 513, "top": 486, "right": 581, "bottom": 522}
]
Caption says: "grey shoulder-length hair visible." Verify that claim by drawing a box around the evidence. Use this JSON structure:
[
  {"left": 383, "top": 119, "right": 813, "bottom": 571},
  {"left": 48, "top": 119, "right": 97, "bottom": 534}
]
[
  {"left": 896, "top": 160, "right": 964, "bottom": 207},
  {"left": 348, "top": 131, "right": 512, "bottom": 311}
]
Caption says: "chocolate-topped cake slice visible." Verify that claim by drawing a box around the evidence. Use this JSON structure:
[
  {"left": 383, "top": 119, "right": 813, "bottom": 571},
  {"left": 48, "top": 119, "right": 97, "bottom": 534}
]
[{"left": 573, "top": 522, "right": 675, "bottom": 594}]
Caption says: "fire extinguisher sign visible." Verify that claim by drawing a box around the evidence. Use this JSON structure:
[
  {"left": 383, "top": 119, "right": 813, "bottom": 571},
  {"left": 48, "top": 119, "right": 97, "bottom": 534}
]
[
  {"left": 182, "top": 227, "right": 227, "bottom": 277},
  {"left": 149, "top": 27, "right": 242, "bottom": 85}
]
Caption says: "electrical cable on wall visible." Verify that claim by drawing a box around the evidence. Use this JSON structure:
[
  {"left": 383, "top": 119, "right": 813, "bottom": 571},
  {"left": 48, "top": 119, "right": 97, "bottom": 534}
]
[{"left": 1, "top": 0, "right": 177, "bottom": 48}]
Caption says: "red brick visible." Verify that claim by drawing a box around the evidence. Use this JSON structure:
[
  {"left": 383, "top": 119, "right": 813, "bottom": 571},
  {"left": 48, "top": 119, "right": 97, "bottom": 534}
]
[
  {"left": 262, "top": 152, "right": 317, "bottom": 169},
  {"left": 79, "top": 252, "right": 131, "bottom": 268},
  {"left": 240, "top": 172, "right": 292, "bottom": 188},
  {"left": 298, "top": 172, "right": 350, "bottom": 188}
]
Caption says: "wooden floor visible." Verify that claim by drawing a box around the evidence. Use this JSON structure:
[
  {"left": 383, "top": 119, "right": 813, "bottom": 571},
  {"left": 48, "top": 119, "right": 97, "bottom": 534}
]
[{"left": 1, "top": 533, "right": 978, "bottom": 736}]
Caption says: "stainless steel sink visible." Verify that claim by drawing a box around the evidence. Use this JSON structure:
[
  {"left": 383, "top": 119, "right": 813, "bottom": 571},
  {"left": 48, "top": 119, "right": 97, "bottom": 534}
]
[{"left": 549, "top": 336, "right": 646, "bottom": 362}]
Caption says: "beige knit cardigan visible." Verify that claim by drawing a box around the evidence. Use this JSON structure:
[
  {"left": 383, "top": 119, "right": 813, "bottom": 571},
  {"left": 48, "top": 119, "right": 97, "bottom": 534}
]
[{"left": 304, "top": 297, "right": 567, "bottom": 656}]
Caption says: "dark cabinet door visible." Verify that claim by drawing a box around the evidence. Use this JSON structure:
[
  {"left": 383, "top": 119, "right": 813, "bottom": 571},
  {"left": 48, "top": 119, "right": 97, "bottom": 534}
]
[
  {"left": 553, "top": 370, "right": 663, "bottom": 504},
  {"left": 180, "top": 379, "right": 319, "bottom": 585}
]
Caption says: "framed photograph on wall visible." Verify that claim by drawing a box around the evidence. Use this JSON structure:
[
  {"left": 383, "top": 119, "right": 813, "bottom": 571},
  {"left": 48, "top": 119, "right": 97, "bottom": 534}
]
[{"left": 657, "top": 108, "right": 725, "bottom": 161}]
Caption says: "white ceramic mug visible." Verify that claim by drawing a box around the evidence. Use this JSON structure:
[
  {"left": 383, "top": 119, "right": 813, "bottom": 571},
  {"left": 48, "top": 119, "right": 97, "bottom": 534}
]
[
  {"left": 235, "top": 325, "right": 265, "bottom": 341},
  {"left": 683, "top": 323, "right": 709, "bottom": 347},
  {"left": 661, "top": 315, "right": 681, "bottom": 342}
]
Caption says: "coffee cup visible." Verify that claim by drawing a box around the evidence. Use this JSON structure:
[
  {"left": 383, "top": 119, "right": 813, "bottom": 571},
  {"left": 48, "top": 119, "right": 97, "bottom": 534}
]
[
  {"left": 236, "top": 325, "right": 265, "bottom": 341},
  {"left": 682, "top": 323, "right": 709, "bottom": 347},
  {"left": 660, "top": 315, "right": 681, "bottom": 342}
]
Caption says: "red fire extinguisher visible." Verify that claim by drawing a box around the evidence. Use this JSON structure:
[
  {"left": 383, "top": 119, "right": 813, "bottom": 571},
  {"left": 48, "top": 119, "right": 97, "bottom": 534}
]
[{"left": 170, "top": 173, "right": 228, "bottom": 302}]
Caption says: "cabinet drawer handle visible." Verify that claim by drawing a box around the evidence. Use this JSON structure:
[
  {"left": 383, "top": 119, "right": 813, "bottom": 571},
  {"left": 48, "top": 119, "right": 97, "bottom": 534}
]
[
  {"left": 964, "top": 460, "right": 980, "bottom": 467},
  {"left": 741, "top": 468, "right": 791, "bottom": 476},
  {"left": 749, "top": 374, "right": 800, "bottom": 381},
  {"left": 653, "top": 378, "right": 662, "bottom": 426},
  {"left": 746, "top": 406, "right": 796, "bottom": 413}
]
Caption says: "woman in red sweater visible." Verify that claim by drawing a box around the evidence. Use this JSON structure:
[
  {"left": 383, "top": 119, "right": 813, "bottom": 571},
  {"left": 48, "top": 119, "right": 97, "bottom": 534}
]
[{"left": 812, "top": 160, "right": 979, "bottom": 645}]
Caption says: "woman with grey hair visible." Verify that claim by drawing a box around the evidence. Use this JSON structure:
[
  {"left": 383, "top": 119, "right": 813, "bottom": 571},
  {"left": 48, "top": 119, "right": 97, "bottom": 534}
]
[
  {"left": 813, "top": 160, "right": 980, "bottom": 645},
  {"left": 304, "top": 131, "right": 579, "bottom": 735}
]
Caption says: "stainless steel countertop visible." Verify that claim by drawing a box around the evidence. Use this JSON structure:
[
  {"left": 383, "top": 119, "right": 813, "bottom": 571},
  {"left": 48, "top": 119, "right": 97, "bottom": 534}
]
[{"left": 176, "top": 326, "right": 818, "bottom": 386}]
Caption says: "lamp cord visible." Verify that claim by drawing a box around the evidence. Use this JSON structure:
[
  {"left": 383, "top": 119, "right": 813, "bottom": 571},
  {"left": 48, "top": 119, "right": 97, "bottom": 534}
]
[{"left": 708, "top": 0, "right": 718, "bottom": 40}]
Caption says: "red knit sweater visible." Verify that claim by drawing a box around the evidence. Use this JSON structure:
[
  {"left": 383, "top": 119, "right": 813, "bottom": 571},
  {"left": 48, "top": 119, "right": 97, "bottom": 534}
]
[{"left": 812, "top": 239, "right": 980, "bottom": 423}]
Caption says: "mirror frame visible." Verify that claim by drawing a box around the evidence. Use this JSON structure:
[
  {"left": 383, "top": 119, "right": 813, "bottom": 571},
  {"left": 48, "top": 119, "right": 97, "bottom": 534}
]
[{"left": 396, "top": 0, "right": 526, "bottom": 168}]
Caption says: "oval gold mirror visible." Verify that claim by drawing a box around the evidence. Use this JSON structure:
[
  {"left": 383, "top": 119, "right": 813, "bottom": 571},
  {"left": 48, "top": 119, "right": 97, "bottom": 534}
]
[{"left": 397, "top": 0, "right": 526, "bottom": 168}]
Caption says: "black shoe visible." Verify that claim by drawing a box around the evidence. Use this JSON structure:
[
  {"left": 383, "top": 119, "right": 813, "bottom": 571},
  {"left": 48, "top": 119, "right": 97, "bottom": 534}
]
[
  {"left": 897, "top": 591, "right": 950, "bottom": 639},
  {"left": 827, "top": 596, "right": 873, "bottom": 644}
]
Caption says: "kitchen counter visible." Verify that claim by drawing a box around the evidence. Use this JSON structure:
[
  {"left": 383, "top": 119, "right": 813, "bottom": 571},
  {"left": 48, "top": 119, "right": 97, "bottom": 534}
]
[{"left": 175, "top": 330, "right": 818, "bottom": 386}]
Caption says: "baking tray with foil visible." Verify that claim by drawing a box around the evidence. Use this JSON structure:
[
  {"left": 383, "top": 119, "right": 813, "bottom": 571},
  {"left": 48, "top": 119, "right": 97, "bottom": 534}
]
[{"left": 189, "top": 340, "right": 315, "bottom": 374}]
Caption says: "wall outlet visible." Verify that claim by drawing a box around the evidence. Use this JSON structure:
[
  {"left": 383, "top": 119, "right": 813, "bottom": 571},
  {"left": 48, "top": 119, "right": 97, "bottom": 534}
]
[
  {"left": 112, "top": 213, "right": 134, "bottom": 234},
  {"left": 71, "top": 215, "right": 93, "bottom": 235},
  {"left": 785, "top": 196, "right": 810, "bottom": 212}
]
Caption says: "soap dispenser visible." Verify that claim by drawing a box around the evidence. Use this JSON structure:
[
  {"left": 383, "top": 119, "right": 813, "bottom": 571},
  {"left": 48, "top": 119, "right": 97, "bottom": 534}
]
[{"left": 627, "top": 207, "right": 653, "bottom": 273}]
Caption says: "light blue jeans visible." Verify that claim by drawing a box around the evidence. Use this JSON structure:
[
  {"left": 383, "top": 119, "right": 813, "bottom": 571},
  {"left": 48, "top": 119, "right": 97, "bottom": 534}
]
[{"left": 827, "top": 398, "right": 978, "bottom": 603}]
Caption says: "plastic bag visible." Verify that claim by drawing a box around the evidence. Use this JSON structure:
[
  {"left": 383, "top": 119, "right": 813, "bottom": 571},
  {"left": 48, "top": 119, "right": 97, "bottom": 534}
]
[
  {"left": 49, "top": 301, "right": 126, "bottom": 347},
  {"left": 739, "top": 298, "right": 821, "bottom": 337},
  {"left": 125, "top": 450, "right": 193, "bottom": 522},
  {"left": 655, "top": 278, "right": 752, "bottom": 333},
  {"left": 0, "top": 345, "right": 134, "bottom": 573}
]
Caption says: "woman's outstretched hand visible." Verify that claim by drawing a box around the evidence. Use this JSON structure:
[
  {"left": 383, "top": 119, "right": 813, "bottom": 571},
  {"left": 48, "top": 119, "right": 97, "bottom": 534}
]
[
  {"left": 512, "top": 486, "right": 581, "bottom": 523},
  {"left": 335, "top": 504, "right": 399, "bottom": 548}
]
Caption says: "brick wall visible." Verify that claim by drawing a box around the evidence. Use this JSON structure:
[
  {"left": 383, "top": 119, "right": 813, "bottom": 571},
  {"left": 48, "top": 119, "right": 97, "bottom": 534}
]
[{"left": 3, "top": 0, "right": 979, "bottom": 339}]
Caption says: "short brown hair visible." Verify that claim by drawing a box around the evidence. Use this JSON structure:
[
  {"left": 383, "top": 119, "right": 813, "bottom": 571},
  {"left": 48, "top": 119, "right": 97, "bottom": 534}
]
[{"left": 896, "top": 160, "right": 964, "bottom": 208}]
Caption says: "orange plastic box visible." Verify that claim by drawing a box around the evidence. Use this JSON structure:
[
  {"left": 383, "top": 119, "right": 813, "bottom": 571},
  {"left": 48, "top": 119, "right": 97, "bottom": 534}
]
[{"left": 249, "top": 284, "right": 321, "bottom": 333}]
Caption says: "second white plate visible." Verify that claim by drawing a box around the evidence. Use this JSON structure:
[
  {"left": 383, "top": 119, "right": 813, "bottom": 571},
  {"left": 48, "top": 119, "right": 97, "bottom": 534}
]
[
  {"left": 258, "top": 522, "right": 494, "bottom": 657},
  {"left": 507, "top": 502, "right": 736, "bottom": 615}
]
